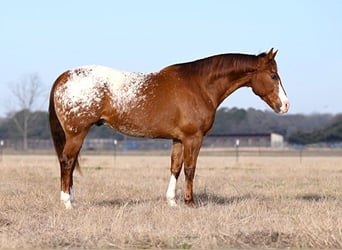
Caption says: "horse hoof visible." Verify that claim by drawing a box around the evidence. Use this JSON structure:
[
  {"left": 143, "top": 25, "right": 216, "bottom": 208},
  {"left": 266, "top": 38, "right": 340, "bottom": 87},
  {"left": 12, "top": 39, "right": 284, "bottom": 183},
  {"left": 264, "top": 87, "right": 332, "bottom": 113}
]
[
  {"left": 185, "top": 200, "right": 196, "bottom": 208},
  {"left": 61, "top": 192, "right": 75, "bottom": 209},
  {"left": 167, "top": 198, "right": 178, "bottom": 207},
  {"left": 62, "top": 200, "right": 74, "bottom": 209}
]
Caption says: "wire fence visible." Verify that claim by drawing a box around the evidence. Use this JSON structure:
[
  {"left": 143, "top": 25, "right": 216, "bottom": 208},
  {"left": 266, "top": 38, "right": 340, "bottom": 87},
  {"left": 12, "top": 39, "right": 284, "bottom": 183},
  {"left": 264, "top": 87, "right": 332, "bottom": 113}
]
[{"left": 0, "top": 138, "right": 341, "bottom": 158}]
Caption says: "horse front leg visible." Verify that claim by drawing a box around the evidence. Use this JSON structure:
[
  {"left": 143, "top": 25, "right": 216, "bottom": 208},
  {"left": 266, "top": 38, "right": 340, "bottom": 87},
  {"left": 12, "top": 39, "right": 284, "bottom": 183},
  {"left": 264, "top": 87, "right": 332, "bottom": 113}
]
[
  {"left": 166, "top": 139, "right": 183, "bottom": 206},
  {"left": 183, "top": 134, "right": 203, "bottom": 207}
]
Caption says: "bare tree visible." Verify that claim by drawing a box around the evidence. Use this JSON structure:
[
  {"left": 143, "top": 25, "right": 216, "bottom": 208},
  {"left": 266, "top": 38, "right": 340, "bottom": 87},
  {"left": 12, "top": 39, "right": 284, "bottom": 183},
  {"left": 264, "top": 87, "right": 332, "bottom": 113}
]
[{"left": 9, "top": 73, "right": 45, "bottom": 150}]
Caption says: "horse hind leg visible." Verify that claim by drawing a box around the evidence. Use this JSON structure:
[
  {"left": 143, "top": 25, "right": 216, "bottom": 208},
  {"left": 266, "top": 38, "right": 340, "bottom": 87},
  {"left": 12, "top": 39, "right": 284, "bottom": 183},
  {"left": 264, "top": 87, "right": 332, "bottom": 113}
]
[
  {"left": 166, "top": 139, "right": 183, "bottom": 206},
  {"left": 60, "top": 131, "right": 88, "bottom": 209},
  {"left": 60, "top": 153, "right": 77, "bottom": 209}
]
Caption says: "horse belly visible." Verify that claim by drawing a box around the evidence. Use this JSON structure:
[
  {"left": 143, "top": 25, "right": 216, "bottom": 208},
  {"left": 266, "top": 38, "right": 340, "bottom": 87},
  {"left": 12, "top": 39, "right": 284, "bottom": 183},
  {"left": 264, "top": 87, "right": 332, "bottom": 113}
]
[{"left": 105, "top": 109, "right": 162, "bottom": 138}]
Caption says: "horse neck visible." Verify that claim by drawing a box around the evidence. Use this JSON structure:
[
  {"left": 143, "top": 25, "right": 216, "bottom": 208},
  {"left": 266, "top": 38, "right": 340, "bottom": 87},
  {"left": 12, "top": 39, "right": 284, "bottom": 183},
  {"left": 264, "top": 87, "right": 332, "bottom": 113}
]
[{"left": 178, "top": 54, "right": 258, "bottom": 108}]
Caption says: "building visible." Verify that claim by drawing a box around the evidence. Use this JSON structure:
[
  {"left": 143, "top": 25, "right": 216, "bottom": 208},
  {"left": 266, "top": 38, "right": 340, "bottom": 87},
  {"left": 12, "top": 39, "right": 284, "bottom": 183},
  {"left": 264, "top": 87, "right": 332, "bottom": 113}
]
[
  {"left": 76, "top": 133, "right": 286, "bottom": 150},
  {"left": 204, "top": 133, "right": 285, "bottom": 148}
]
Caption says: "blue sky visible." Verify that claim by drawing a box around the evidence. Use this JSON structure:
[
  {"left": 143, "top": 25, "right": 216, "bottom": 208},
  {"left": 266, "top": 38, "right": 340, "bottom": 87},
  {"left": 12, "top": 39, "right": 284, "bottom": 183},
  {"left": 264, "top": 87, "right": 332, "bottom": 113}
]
[{"left": 1, "top": 0, "right": 341, "bottom": 117}]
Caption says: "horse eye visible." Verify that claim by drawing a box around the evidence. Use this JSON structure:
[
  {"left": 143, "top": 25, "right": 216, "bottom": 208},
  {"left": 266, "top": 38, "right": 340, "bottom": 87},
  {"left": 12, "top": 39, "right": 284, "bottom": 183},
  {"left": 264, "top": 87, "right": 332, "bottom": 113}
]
[{"left": 271, "top": 74, "right": 278, "bottom": 80}]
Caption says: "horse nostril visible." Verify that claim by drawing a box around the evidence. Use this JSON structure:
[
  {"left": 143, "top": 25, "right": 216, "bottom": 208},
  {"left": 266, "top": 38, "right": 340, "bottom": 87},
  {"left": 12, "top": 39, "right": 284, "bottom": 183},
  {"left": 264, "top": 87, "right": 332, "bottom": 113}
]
[
  {"left": 281, "top": 100, "right": 289, "bottom": 113},
  {"left": 285, "top": 101, "right": 289, "bottom": 110}
]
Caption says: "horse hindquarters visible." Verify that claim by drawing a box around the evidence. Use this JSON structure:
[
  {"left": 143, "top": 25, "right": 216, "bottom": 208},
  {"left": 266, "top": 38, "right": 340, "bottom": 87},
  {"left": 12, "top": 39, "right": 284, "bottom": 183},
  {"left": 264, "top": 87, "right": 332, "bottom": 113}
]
[
  {"left": 49, "top": 85, "right": 89, "bottom": 209},
  {"left": 49, "top": 87, "right": 74, "bottom": 208}
]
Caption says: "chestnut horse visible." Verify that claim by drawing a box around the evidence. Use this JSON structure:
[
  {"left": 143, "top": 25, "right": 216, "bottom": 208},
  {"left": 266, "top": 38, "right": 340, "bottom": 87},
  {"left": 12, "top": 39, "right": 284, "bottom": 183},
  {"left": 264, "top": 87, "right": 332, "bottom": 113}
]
[{"left": 49, "top": 48, "right": 289, "bottom": 209}]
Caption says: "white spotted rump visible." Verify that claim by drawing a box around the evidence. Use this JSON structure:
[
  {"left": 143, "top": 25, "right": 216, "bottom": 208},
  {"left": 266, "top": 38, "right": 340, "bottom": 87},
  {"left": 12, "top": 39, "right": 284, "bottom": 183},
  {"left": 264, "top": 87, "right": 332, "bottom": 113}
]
[{"left": 54, "top": 65, "right": 151, "bottom": 131}]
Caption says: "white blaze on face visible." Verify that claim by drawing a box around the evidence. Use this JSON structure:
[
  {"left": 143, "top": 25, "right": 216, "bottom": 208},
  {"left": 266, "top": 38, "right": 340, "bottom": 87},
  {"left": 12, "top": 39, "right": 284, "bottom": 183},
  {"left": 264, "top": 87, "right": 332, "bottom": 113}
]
[
  {"left": 166, "top": 175, "right": 177, "bottom": 206},
  {"left": 278, "top": 82, "right": 289, "bottom": 113}
]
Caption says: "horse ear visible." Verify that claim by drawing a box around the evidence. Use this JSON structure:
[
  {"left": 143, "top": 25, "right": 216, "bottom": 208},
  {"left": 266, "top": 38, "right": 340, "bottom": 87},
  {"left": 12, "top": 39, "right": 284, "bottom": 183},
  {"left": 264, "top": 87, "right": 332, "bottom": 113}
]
[
  {"left": 259, "top": 48, "right": 277, "bottom": 65},
  {"left": 268, "top": 48, "right": 278, "bottom": 60}
]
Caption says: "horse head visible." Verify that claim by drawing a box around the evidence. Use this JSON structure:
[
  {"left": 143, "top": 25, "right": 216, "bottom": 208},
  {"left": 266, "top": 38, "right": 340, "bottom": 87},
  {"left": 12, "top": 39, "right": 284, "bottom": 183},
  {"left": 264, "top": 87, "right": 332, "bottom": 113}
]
[{"left": 251, "top": 48, "right": 289, "bottom": 114}]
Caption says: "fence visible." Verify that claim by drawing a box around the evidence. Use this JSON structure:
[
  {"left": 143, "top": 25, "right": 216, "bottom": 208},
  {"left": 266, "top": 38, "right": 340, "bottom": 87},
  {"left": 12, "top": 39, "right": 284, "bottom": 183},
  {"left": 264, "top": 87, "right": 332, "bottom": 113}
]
[{"left": 1, "top": 138, "right": 341, "bottom": 158}]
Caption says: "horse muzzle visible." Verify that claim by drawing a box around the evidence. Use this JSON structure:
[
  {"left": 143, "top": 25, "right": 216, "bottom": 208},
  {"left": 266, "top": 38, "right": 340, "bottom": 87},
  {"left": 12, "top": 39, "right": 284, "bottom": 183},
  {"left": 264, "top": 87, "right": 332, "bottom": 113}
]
[{"left": 276, "top": 99, "right": 289, "bottom": 114}]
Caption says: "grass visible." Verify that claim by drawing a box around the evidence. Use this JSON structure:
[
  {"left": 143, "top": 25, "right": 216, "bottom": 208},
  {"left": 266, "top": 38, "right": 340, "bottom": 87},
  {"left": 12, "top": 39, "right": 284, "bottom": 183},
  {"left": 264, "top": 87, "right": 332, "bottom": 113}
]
[{"left": 0, "top": 153, "right": 341, "bottom": 249}]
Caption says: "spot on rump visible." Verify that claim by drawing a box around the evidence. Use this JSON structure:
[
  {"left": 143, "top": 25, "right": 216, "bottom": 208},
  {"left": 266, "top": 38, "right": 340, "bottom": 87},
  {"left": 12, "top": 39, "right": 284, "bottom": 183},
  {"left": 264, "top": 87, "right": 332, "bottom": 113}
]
[
  {"left": 107, "top": 70, "right": 151, "bottom": 113},
  {"left": 55, "top": 65, "right": 150, "bottom": 117}
]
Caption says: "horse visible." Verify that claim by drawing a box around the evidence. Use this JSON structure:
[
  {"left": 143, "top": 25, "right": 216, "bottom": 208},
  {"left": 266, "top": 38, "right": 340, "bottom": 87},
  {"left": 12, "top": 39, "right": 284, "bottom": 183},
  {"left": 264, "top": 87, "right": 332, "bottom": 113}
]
[{"left": 49, "top": 48, "right": 289, "bottom": 209}]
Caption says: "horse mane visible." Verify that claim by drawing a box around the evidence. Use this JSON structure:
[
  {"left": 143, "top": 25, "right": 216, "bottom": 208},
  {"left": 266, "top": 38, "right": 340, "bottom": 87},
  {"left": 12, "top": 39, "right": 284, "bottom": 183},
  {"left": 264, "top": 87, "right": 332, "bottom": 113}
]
[{"left": 167, "top": 52, "right": 260, "bottom": 80}]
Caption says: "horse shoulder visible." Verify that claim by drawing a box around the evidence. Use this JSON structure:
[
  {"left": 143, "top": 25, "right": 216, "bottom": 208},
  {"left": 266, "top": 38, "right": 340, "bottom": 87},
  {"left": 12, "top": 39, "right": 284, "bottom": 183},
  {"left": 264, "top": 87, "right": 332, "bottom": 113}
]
[{"left": 161, "top": 76, "right": 217, "bottom": 136}]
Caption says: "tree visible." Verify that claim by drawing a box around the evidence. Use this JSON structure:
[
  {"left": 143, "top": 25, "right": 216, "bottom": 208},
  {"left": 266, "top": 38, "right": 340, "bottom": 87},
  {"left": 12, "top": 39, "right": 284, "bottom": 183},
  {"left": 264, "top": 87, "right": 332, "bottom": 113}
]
[
  {"left": 287, "top": 114, "right": 342, "bottom": 145},
  {"left": 8, "top": 74, "right": 45, "bottom": 150}
]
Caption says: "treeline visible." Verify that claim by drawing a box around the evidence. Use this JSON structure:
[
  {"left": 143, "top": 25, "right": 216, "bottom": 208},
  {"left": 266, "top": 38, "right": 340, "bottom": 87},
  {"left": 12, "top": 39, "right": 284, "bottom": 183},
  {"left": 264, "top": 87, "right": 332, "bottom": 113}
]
[
  {"left": 211, "top": 108, "right": 342, "bottom": 145},
  {"left": 0, "top": 107, "right": 341, "bottom": 145},
  {"left": 287, "top": 114, "right": 342, "bottom": 144}
]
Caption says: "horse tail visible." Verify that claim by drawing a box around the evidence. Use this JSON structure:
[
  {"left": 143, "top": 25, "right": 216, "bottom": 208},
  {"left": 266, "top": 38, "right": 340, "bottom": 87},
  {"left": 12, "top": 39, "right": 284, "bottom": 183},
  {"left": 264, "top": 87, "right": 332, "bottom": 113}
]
[{"left": 49, "top": 74, "right": 81, "bottom": 173}]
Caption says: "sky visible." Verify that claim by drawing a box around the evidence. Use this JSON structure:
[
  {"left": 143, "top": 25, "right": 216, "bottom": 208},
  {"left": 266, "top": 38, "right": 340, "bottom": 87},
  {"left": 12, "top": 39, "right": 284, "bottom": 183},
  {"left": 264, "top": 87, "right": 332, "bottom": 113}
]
[{"left": 1, "top": 0, "right": 341, "bottom": 117}]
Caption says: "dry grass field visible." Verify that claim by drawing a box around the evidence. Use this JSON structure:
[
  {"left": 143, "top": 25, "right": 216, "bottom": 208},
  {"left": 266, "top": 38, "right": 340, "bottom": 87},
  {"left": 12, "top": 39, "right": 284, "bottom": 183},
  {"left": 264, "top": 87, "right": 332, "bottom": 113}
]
[{"left": 0, "top": 152, "right": 341, "bottom": 249}]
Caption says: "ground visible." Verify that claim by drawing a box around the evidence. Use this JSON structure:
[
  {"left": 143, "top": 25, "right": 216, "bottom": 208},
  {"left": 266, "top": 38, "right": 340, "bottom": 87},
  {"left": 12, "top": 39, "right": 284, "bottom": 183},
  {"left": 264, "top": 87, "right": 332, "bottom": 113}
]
[{"left": 0, "top": 152, "right": 341, "bottom": 249}]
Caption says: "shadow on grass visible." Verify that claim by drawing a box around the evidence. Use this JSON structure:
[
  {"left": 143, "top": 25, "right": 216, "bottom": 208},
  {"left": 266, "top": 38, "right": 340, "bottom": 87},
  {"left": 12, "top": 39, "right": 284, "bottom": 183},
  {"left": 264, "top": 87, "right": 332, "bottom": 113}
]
[
  {"left": 296, "top": 193, "right": 338, "bottom": 202},
  {"left": 94, "top": 193, "right": 261, "bottom": 208},
  {"left": 197, "top": 192, "right": 340, "bottom": 206},
  {"left": 94, "top": 193, "right": 254, "bottom": 208},
  {"left": 195, "top": 192, "right": 254, "bottom": 207},
  {"left": 94, "top": 197, "right": 162, "bottom": 208},
  {"left": 94, "top": 192, "right": 339, "bottom": 208}
]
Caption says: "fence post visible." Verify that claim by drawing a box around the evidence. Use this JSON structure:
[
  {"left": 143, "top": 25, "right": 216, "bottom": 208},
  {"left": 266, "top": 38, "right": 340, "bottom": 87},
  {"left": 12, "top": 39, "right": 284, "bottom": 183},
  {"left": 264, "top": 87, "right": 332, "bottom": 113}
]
[
  {"left": 296, "top": 144, "right": 304, "bottom": 164},
  {"left": 0, "top": 140, "right": 4, "bottom": 162},
  {"left": 113, "top": 139, "right": 118, "bottom": 165},
  {"left": 235, "top": 139, "right": 240, "bottom": 163}
]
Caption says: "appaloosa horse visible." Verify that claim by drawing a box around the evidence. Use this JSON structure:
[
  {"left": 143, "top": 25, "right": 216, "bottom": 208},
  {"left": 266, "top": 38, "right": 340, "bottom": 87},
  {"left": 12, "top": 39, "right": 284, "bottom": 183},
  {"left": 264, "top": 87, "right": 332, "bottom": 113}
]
[{"left": 49, "top": 48, "right": 289, "bottom": 208}]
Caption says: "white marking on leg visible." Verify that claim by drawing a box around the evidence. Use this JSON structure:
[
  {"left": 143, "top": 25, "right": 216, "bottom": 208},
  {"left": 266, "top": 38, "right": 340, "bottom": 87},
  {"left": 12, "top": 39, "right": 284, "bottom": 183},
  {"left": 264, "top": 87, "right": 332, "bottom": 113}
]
[
  {"left": 61, "top": 191, "right": 73, "bottom": 209},
  {"left": 166, "top": 175, "right": 177, "bottom": 206}
]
